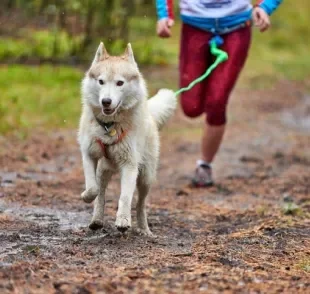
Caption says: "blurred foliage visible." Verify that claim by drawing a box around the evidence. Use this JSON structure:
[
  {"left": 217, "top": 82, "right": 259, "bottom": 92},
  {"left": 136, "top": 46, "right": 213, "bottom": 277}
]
[
  {"left": 0, "top": 0, "right": 308, "bottom": 73},
  {"left": 0, "top": 0, "right": 173, "bottom": 64},
  {"left": 0, "top": 1, "right": 310, "bottom": 135}
]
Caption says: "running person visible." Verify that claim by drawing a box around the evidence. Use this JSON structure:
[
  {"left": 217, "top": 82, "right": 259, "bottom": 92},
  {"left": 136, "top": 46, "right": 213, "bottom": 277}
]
[{"left": 156, "top": 0, "right": 283, "bottom": 186}]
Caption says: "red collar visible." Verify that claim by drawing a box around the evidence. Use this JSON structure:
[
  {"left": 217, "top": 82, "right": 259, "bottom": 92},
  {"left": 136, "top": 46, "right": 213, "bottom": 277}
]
[{"left": 96, "top": 129, "right": 128, "bottom": 159}]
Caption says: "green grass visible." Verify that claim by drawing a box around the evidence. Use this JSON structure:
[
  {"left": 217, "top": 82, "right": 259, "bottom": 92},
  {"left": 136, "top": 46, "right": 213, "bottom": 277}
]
[
  {"left": 0, "top": 65, "right": 82, "bottom": 135},
  {"left": 297, "top": 258, "right": 310, "bottom": 273},
  {"left": 238, "top": 2, "right": 310, "bottom": 87},
  {"left": 0, "top": 30, "right": 82, "bottom": 60}
]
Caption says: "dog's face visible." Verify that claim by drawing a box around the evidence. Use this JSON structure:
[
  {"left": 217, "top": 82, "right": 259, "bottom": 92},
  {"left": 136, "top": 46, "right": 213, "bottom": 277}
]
[{"left": 82, "top": 43, "right": 146, "bottom": 117}]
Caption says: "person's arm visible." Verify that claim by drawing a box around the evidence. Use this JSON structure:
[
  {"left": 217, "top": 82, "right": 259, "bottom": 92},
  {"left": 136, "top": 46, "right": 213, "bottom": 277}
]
[
  {"left": 156, "top": 0, "right": 174, "bottom": 20},
  {"left": 253, "top": 0, "right": 283, "bottom": 32},
  {"left": 156, "top": 0, "right": 175, "bottom": 38},
  {"left": 255, "top": 0, "right": 283, "bottom": 15}
]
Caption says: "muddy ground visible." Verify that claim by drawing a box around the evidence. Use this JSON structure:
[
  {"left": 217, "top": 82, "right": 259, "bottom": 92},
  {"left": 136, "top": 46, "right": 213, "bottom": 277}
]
[{"left": 0, "top": 76, "right": 310, "bottom": 293}]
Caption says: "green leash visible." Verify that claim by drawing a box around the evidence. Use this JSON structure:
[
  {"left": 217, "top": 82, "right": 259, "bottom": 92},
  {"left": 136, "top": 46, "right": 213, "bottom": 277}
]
[{"left": 174, "top": 36, "right": 229, "bottom": 96}]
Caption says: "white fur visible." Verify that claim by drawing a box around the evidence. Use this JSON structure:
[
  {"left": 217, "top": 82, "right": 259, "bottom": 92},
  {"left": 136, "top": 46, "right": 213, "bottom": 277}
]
[
  {"left": 78, "top": 43, "right": 176, "bottom": 235},
  {"left": 148, "top": 89, "right": 177, "bottom": 130}
]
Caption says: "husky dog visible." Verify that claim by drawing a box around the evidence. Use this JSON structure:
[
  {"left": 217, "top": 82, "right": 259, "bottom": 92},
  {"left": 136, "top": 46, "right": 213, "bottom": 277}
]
[{"left": 78, "top": 42, "right": 176, "bottom": 236}]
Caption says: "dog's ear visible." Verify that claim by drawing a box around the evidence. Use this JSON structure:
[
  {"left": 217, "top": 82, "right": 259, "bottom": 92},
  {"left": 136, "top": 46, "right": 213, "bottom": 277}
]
[
  {"left": 123, "top": 43, "right": 136, "bottom": 64},
  {"left": 91, "top": 42, "right": 109, "bottom": 65}
]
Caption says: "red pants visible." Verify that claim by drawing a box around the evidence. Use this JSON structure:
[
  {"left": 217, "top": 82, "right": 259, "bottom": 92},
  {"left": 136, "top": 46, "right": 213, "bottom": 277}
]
[{"left": 179, "top": 23, "right": 252, "bottom": 125}]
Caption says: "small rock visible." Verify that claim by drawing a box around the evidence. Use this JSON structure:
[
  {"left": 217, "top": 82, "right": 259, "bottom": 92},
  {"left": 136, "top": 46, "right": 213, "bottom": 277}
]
[
  {"left": 41, "top": 152, "right": 50, "bottom": 159},
  {"left": 292, "top": 276, "right": 301, "bottom": 281},
  {"left": 283, "top": 193, "right": 293, "bottom": 202},
  {"left": 176, "top": 189, "right": 189, "bottom": 196}
]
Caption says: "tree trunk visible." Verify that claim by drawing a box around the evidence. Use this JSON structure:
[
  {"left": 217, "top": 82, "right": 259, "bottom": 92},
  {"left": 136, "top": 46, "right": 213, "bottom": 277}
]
[
  {"left": 82, "top": 0, "right": 97, "bottom": 50},
  {"left": 57, "top": 0, "right": 67, "bottom": 29},
  {"left": 119, "top": 0, "right": 135, "bottom": 45},
  {"left": 39, "top": 0, "right": 50, "bottom": 13}
]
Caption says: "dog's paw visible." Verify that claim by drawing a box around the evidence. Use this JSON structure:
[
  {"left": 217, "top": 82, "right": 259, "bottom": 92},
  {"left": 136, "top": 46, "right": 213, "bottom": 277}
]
[
  {"left": 115, "top": 215, "right": 131, "bottom": 233},
  {"left": 81, "top": 187, "right": 99, "bottom": 203},
  {"left": 89, "top": 219, "right": 104, "bottom": 231},
  {"left": 136, "top": 228, "right": 156, "bottom": 238}
]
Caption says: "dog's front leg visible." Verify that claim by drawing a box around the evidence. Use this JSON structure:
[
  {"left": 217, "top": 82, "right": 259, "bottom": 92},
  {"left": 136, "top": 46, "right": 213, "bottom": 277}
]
[
  {"left": 115, "top": 164, "right": 138, "bottom": 233},
  {"left": 81, "top": 152, "right": 98, "bottom": 203},
  {"left": 89, "top": 165, "right": 112, "bottom": 230}
]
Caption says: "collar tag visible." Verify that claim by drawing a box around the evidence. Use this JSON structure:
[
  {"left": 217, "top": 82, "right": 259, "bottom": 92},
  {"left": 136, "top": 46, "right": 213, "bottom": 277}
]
[
  {"left": 95, "top": 117, "right": 117, "bottom": 137},
  {"left": 109, "top": 129, "right": 117, "bottom": 136}
]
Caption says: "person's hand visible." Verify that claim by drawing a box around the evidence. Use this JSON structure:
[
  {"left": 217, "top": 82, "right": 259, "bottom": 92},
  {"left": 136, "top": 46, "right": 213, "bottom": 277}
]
[
  {"left": 156, "top": 18, "right": 174, "bottom": 38},
  {"left": 252, "top": 6, "right": 271, "bottom": 32}
]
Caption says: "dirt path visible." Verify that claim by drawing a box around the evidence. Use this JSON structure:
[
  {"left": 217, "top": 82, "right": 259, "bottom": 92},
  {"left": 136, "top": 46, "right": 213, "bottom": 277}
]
[{"left": 0, "top": 79, "right": 309, "bottom": 293}]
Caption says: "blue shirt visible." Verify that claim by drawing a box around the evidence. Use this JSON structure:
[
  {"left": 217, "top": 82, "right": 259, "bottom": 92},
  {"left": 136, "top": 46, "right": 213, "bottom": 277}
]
[{"left": 156, "top": 0, "right": 283, "bottom": 34}]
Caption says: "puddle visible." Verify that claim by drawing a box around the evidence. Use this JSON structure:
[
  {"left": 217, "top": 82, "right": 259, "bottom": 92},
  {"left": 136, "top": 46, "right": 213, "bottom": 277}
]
[
  {"left": 0, "top": 200, "right": 92, "bottom": 262},
  {"left": 0, "top": 154, "right": 78, "bottom": 187},
  {"left": 0, "top": 172, "right": 16, "bottom": 187},
  {"left": 0, "top": 171, "right": 58, "bottom": 187},
  {"left": 0, "top": 199, "right": 194, "bottom": 267},
  {"left": 0, "top": 200, "right": 90, "bottom": 231}
]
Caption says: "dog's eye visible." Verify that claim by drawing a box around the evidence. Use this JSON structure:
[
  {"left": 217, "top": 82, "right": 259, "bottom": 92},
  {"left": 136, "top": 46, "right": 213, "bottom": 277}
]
[
  {"left": 98, "top": 79, "right": 104, "bottom": 85},
  {"left": 116, "top": 81, "right": 124, "bottom": 87}
]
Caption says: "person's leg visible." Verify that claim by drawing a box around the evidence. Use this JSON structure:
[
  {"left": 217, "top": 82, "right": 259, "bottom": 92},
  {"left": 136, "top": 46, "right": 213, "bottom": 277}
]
[
  {"left": 193, "top": 27, "right": 252, "bottom": 187},
  {"left": 201, "top": 124, "right": 225, "bottom": 163},
  {"left": 179, "top": 23, "right": 212, "bottom": 117}
]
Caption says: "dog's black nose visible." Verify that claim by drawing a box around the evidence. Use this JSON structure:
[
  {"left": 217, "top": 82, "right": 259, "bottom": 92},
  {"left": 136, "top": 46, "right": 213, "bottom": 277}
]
[{"left": 101, "top": 98, "right": 112, "bottom": 107}]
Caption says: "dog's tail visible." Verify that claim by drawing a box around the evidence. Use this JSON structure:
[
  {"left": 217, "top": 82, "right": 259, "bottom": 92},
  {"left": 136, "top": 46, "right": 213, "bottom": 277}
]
[{"left": 147, "top": 89, "right": 177, "bottom": 130}]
